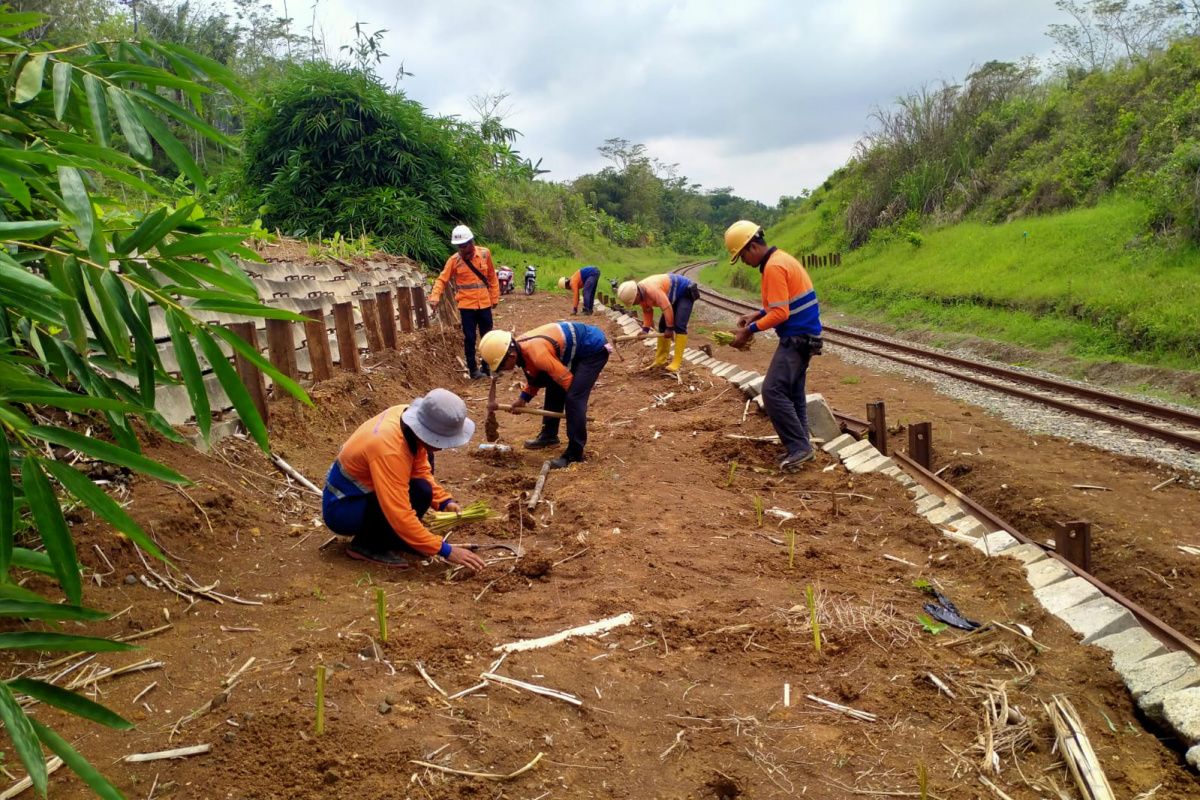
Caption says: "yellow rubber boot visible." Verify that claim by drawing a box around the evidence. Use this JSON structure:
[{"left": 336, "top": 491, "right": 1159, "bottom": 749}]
[
  {"left": 666, "top": 334, "right": 687, "bottom": 372},
  {"left": 651, "top": 336, "right": 671, "bottom": 367}
]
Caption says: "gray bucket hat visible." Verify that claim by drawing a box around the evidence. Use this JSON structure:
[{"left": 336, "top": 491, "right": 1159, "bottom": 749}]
[{"left": 401, "top": 389, "right": 475, "bottom": 449}]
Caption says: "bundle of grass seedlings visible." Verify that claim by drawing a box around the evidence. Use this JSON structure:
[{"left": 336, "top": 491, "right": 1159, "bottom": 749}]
[
  {"left": 712, "top": 331, "right": 735, "bottom": 346},
  {"left": 427, "top": 500, "right": 498, "bottom": 533}
]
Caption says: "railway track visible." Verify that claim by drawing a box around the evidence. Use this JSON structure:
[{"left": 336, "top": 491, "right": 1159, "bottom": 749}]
[{"left": 672, "top": 261, "right": 1200, "bottom": 453}]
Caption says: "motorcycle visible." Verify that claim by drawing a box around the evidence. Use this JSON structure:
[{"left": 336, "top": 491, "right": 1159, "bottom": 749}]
[
  {"left": 524, "top": 265, "right": 537, "bottom": 295},
  {"left": 497, "top": 266, "right": 514, "bottom": 295}
]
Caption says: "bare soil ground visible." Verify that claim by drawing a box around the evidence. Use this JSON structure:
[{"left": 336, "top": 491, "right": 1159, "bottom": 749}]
[{"left": 7, "top": 294, "right": 1199, "bottom": 799}]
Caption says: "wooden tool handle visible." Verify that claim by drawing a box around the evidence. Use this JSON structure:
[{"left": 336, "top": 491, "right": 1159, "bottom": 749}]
[{"left": 488, "top": 404, "right": 593, "bottom": 422}]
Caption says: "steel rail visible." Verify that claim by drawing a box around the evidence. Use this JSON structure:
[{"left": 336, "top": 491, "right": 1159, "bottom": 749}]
[{"left": 674, "top": 263, "right": 1200, "bottom": 453}]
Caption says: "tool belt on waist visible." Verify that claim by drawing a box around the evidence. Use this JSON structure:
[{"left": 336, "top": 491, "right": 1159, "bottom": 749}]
[{"left": 780, "top": 334, "right": 823, "bottom": 356}]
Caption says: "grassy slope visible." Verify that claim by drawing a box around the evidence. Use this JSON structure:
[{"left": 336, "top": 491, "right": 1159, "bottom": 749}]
[{"left": 704, "top": 196, "right": 1200, "bottom": 371}]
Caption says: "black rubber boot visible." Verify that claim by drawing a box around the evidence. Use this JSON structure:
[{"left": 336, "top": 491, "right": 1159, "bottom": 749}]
[
  {"left": 346, "top": 540, "right": 414, "bottom": 568},
  {"left": 549, "top": 450, "right": 584, "bottom": 469},
  {"left": 524, "top": 431, "right": 561, "bottom": 449}
]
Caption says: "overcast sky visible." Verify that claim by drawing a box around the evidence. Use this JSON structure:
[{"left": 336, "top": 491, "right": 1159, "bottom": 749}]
[{"left": 268, "top": 0, "right": 1069, "bottom": 204}]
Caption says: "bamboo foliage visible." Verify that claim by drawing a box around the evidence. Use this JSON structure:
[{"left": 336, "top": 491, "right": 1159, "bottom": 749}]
[{"left": 0, "top": 11, "right": 309, "bottom": 796}]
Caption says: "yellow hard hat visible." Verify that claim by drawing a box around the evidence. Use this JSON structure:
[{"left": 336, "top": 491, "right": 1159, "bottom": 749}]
[
  {"left": 558, "top": 276, "right": 569, "bottom": 290},
  {"left": 724, "top": 220, "right": 762, "bottom": 263},
  {"left": 616, "top": 280, "right": 639, "bottom": 305},
  {"left": 479, "top": 330, "right": 514, "bottom": 372}
]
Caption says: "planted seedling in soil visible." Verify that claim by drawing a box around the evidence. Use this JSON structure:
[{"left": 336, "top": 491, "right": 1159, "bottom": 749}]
[
  {"left": 806, "top": 584, "right": 822, "bottom": 654},
  {"left": 376, "top": 588, "right": 388, "bottom": 644},
  {"left": 727, "top": 461, "right": 738, "bottom": 486},
  {"left": 315, "top": 665, "right": 327, "bottom": 734},
  {"left": 754, "top": 495, "right": 763, "bottom": 528}
]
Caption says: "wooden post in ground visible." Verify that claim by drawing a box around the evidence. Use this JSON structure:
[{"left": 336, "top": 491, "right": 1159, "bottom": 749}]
[
  {"left": 226, "top": 322, "right": 269, "bottom": 425},
  {"left": 359, "top": 296, "right": 385, "bottom": 352},
  {"left": 301, "top": 308, "right": 334, "bottom": 382},
  {"left": 396, "top": 287, "right": 414, "bottom": 334},
  {"left": 376, "top": 290, "right": 397, "bottom": 349},
  {"left": 265, "top": 319, "right": 299, "bottom": 400},
  {"left": 412, "top": 286, "right": 430, "bottom": 329},
  {"left": 1056, "top": 520, "right": 1092, "bottom": 571},
  {"left": 332, "top": 301, "right": 360, "bottom": 372},
  {"left": 867, "top": 400, "right": 887, "bottom": 456},
  {"left": 908, "top": 421, "right": 932, "bottom": 470}
]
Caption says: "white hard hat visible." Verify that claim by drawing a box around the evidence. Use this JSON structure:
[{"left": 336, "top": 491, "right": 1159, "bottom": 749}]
[
  {"left": 450, "top": 225, "right": 474, "bottom": 246},
  {"left": 617, "top": 280, "right": 639, "bottom": 305}
]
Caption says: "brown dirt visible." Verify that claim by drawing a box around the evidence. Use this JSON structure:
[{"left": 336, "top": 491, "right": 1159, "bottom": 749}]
[{"left": 6, "top": 294, "right": 1198, "bottom": 799}]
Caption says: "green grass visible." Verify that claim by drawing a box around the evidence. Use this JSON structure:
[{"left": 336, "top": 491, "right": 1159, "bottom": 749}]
[{"left": 703, "top": 196, "right": 1200, "bottom": 371}]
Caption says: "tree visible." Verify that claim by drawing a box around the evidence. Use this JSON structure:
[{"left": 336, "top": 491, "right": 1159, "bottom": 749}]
[
  {"left": 0, "top": 10, "right": 306, "bottom": 795},
  {"left": 1048, "top": 0, "right": 1183, "bottom": 70}
]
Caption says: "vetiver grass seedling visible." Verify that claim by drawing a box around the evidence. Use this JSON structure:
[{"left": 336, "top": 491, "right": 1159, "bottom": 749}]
[
  {"left": 806, "top": 584, "right": 822, "bottom": 654},
  {"left": 727, "top": 462, "right": 738, "bottom": 486},
  {"left": 918, "top": 762, "right": 928, "bottom": 799},
  {"left": 376, "top": 588, "right": 388, "bottom": 644},
  {"left": 788, "top": 530, "right": 796, "bottom": 569},
  {"left": 753, "top": 495, "right": 763, "bottom": 528}
]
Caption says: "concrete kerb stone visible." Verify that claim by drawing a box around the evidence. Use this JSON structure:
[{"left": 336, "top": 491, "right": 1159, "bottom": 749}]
[
  {"left": 1120, "top": 651, "right": 1200, "bottom": 701},
  {"left": 843, "top": 447, "right": 883, "bottom": 472},
  {"left": 1056, "top": 596, "right": 1139, "bottom": 644},
  {"left": 1025, "top": 559, "right": 1073, "bottom": 590},
  {"left": 852, "top": 455, "right": 895, "bottom": 474},
  {"left": 805, "top": 393, "right": 841, "bottom": 442},
  {"left": 1188, "top": 744, "right": 1200, "bottom": 770},
  {"left": 1093, "top": 626, "right": 1168, "bottom": 672},
  {"left": 741, "top": 377, "right": 765, "bottom": 397},
  {"left": 972, "top": 531, "right": 1019, "bottom": 556},
  {"left": 914, "top": 495, "right": 944, "bottom": 515},
  {"left": 1002, "top": 543, "right": 1048, "bottom": 564},
  {"left": 1140, "top": 667, "right": 1200, "bottom": 724},
  {"left": 950, "top": 518, "right": 989, "bottom": 540},
  {"left": 839, "top": 438, "right": 877, "bottom": 461},
  {"left": 822, "top": 433, "right": 857, "bottom": 455},
  {"left": 1164, "top": 687, "right": 1200, "bottom": 744},
  {"left": 926, "top": 505, "right": 965, "bottom": 527},
  {"left": 1034, "top": 576, "right": 1101, "bottom": 614},
  {"left": 728, "top": 370, "right": 753, "bottom": 384}
]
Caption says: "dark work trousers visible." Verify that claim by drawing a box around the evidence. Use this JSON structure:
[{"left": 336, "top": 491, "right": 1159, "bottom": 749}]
[
  {"left": 762, "top": 338, "right": 813, "bottom": 458},
  {"left": 538, "top": 349, "right": 609, "bottom": 459},
  {"left": 656, "top": 292, "right": 696, "bottom": 334},
  {"left": 581, "top": 273, "right": 599, "bottom": 314},
  {"left": 459, "top": 307, "right": 494, "bottom": 370},
  {"left": 322, "top": 478, "right": 433, "bottom": 554}
]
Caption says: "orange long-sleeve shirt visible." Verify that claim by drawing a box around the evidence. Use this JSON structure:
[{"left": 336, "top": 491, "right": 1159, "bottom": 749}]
[
  {"left": 515, "top": 323, "right": 574, "bottom": 399},
  {"left": 430, "top": 246, "right": 500, "bottom": 309},
  {"left": 636, "top": 273, "right": 674, "bottom": 329},
  {"left": 331, "top": 406, "right": 453, "bottom": 555},
  {"left": 747, "top": 248, "right": 821, "bottom": 337}
]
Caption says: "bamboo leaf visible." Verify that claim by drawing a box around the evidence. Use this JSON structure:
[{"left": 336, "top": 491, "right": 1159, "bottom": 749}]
[
  {"left": 82, "top": 73, "right": 111, "bottom": 149},
  {"left": 105, "top": 86, "right": 151, "bottom": 162},
  {"left": 11, "top": 547, "right": 54, "bottom": 576},
  {"left": 0, "top": 220, "right": 62, "bottom": 240},
  {"left": 165, "top": 311, "right": 210, "bottom": 441},
  {"left": 115, "top": 208, "right": 166, "bottom": 256},
  {"left": 211, "top": 325, "right": 311, "bottom": 407},
  {"left": 30, "top": 718, "right": 126, "bottom": 800},
  {"left": 1, "top": 392, "right": 141, "bottom": 414},
  {"left": 157, "top": 234, "right": 249, "bottom": 258},
  {"left": 0, "top": 168, "right": 32, "bottom": 210},
  {"left": 41, "top": 460, "right": 166, "bottom": 564},
  {"left": 56, "top": 166, "right": 96, "bottom": 249},
  {"left": 13, "top": 681, "right": 132, "bottom": 729},
  {"left": 196, "top": 327, "right": 269, "bottom": 449},
  {"left": 0, "top": 582, "right": 56, "bottom": 603},
  {"left": 0, "top": 631, "right": 136, "bottom": 652},
  {"left": 0, "top": 599, "right": 108, "bottom": 622},
  {"left": 0, "top": 252, "right": 68, "bottom": 302},
  {"left": 131, "top": 101, "right": 205, "bottom": 190},
  {"left": 20, "top": 456, "right": 82, "bottom": 605},
  {"left": 26, "top": 426, "right": 187, "bottom": 485},
  {"left": 129, "top": 88, "right": 234, "bottom": 148},
  {"left": 51, "top": 60, "right": 71, "bottom": 120},
  {"left": 189, "top": 299, "right": 307, "bottom": 321},
  {"left": 14, "top": 52, "right": 48, "bottom": 104},
  {"left": 159, "top": 42, "right": 251, "bottom": 102},
  {"left": 0, "top": 432, "right": 12, "bottom": 578},
  {"left": 0, "top": 683, "right": 47, "bottom": 797}
]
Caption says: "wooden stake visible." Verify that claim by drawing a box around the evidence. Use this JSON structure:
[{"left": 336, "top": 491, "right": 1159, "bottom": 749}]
[
  {"left": 265, "top": 318, "right": 299, "bottom": 392},
  {"left": 412, "top": 285, "right": 430, "bottom": 328},
  {"left": 315, "top": 665, "right": 326, "bottom": 735},
  {"left": 527, "top": 460, "right": 551, "bottom": 512},
  {"left": 359, "top": 297, "right": 384, "bottom": 352},
  {"left": 226, "top": 322, "right": 269, "bottom": 426},
  {"left": 396, "top": 287, "right": 414, "bottom": 333},
  {"left": 376, "top": 588, "right": 388, "bottom": 644},
  {"left": 376, "top": 290, "right": 397, "bottom": 349},
  {"left": 332, "top": 302, "right": 360, "bottom": 372},
  {"left": 301, "top": 308, "right": 334, "bottom": 382}
]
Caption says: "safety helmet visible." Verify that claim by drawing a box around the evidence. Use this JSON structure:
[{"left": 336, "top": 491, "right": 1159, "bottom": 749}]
[
  {"left": 450, "top": 224, "right": 474, "bottom": 246},
  {"left": 724, "top": 220, "right": 762, "bottom": 263},
  {"left": 558, "top": 276, "right": 569, "bottom": 290},
  {"left": 616, "top": 280, "right": 639, "bottom": 305},
  {"left": 479, "top": 330, "right": 515, "bottom": 372}
]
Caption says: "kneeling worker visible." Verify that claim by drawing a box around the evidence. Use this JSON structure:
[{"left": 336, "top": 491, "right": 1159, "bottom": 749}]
[
  {"left": 558, "top": 265, "right": 601, "bottom": 315},
  {"left": 615, "top": 272, "right": 699, "bottom": 372},
  {"left": 479, "top": 322, "right": 610, "bottom": 469},
  {"left": 725, "top": 220, "right": 824, "bottom": 471},
  {"left": 322, "top": 389, "right": 487, "bottom": 571}
]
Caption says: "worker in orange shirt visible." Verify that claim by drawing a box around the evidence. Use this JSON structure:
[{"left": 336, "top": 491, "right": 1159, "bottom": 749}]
[
  {"left": 429, "top": 225, "right": 500, "bottom": 379},
  {"left": 726, "top": 221, "right": 824, "bottom": 472},
  {"left": 557, "top": 265, "right": 601, "bottom": 314},
  {"left": 615, "top": 272, "right": 699, "bottom": 372},
  {"left": 478, "top": 322, "right": 611, "bottom": 469},
  {"left": 322, "top": 388, "right": 486, "bottom": 570}
]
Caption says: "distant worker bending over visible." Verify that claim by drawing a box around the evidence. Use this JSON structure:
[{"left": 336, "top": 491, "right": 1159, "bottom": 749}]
[
  {"left": 322, "top": 389, "right": 486, "bottom": 571},
  {"left": 430, "top": 225, "right": 500, "bottom": 379},
  {"left": 479, "top": 322, "right": 611, "bottom": 469},
  {"left": 726, "top": 220, "right": 823, "bottom": 472},
  {"left": 616, "top": 272, "right": 699, "bottom": 372},
  {"left": 558, "top": 265, "right": 601, "bottom": 315}
]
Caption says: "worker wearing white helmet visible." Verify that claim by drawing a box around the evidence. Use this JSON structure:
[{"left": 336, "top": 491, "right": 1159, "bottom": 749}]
[
  {"left": 615, "top": 273, "right": 699, "bottom": 372},
  {"left": 430, "top": 225, "right": 500, "bottom": 379},
  {"left": 725, "top": 220, "right": 824, "bottom": 472}
]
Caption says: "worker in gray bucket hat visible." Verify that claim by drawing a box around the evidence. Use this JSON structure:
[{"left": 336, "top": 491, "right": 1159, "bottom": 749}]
[{"left": 322, "top": 389, "right": 486, "bottom": 570}]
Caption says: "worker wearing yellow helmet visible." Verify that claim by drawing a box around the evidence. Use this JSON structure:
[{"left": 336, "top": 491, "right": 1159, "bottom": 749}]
[
  {"left": 557, "top": 265, "right": 602, "bottom": 315},
  {"left": 479, "top": 322, "right": 611, "bottom": 469},
  {"left": 615, "top": 272, "right": 699, "bottom": 372},
  {"left": 725, "top": 220, "right": 824, "bottom": 472}
]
